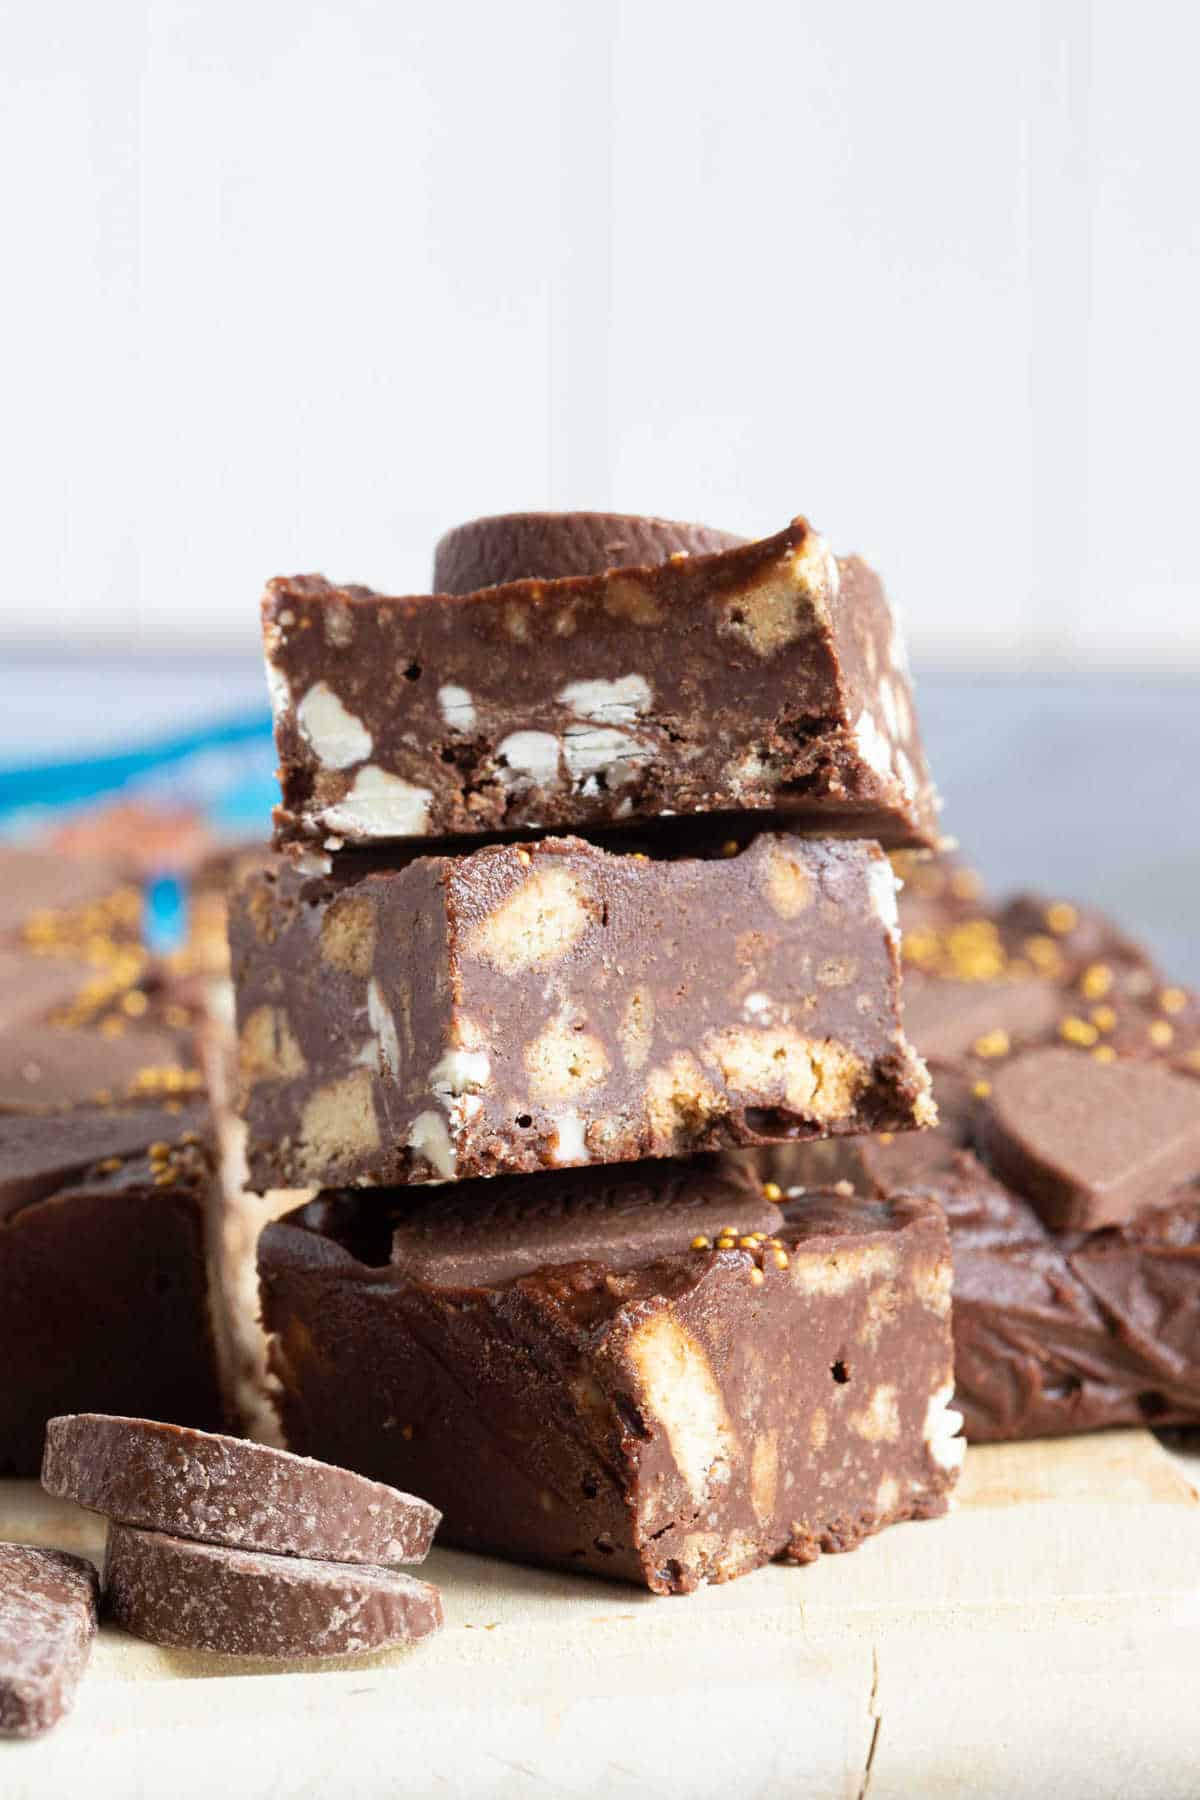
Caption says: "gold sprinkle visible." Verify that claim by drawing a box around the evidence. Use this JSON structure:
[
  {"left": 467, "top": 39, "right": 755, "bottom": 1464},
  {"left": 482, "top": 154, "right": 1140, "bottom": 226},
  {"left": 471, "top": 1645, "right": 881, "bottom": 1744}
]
[
  {"left": 148, "top": 1141, "right": 171, "bottom": 1161},
  {"left": 971, "top": 1079, "right": 992, "bottom": 1099},
  {"left": 515, "top": 848, "right": 532, "bottom": 865},
  {"left": 716, "top": 1236, "right": 735, "bottom": 1251},
  {"left": 833, "top": 1180, "right": 855, "bottom": 1198},
  {"left": 121, "top": 990, "right": 149, "bottom": 1017},
  {"left": 1045, "top": 902, "right": 1079, "bottom": 935},
  {"left": 1149, "top": 1019, "right": 1175, "bottom": 1048},
  {"left": 163, "top": 1004, "right": 191, "bottom": 1030},
  {"left": 749, "top": 1267, "right": 766, "bottom": 1286},
  {"left": 772, "top": 1248, "right": 790, "bottom": 1270},
  {"left": 1090, "top": 1005, "right": 1117, "bottom": 1032},
  {"left": 720, "top": 839, "right": 740, "bottom": 857},
  {"left": 401, "top": 1424, "right": 414, "bottom": 1440},
  {"left": 877, "top": 1131, "right": 895, "bottom": 1145},
  {"left": 737, "top": 1236, "right": 758, "bottom": 1249},
  {"left": 100, "top": 1017, "right": 126, "bottom": 1038},
  {"left": 1080, "top": 963, "right": 1113, "bottom": 1000},
  {"left": 762, "top": 1181, "right": 782, "bottom": 1203},
  {"left": 1092, "top": 1045, "right": 1118, "bottom": 1064},
  {"left": 96, "top": 1157, "right": 123, "bottom": 1173},
  {"left": 153, "top": 1169, "right": 177, "bottom": 1186},
  {"left": 1182, "top": 1048, "right": 1200, "bottom": 1072},
  {"left": 1161, "top": 987, "right": 1188, "bottom": 1015},
  {"left": 973, "top": 1029, "right": 1011, "bottom": 1059},
  {"left": 1059, "top": 1016, "right": 1099, "bottom": 1048},
  {"left": 691, "top": 1235, "right": 711, "bottom": 1250},
  {"left": 949, "top": 868, "right": 984, "bottom": 901}
]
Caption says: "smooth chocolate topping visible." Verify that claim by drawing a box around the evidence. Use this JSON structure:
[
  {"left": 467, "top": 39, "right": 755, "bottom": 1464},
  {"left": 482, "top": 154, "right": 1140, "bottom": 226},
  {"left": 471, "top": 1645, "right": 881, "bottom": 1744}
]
[
  {"left": 0, "top": 1543, "right": 99, "bottom": 1738},
  {"left": 387, "top": 1158, "right": 780, "bottom": 1285},
  {"left": 900, "top": 974, "right": 1065, "bottom": 1066},
  {"left": 103, "top": 1525, "right": 443, "bottom": 1658},
  {"left": 0, "top": 1103, "right": 209, "bottom": 1220},
  {"left": 432, "top": 510, "right": 746, "bottom": 594},
  {"left": 0, "top": 1023, "right": 197, "bottom": 1114},
  {"left": 43, "top": 1414, "right": 439, "bottom": 1567},
  {"left": 980, "top": 1045, "right": 1200, "bottom": 1229}
]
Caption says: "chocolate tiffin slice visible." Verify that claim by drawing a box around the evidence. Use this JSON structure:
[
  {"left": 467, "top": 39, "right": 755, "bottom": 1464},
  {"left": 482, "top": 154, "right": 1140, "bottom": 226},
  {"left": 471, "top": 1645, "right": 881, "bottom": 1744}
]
[
  {"left": 42, "top": 1415, "right": 440, "bottom": 1567},
  {"left": 104, "top": 1526, "right": 443, "bottom": 1659}
]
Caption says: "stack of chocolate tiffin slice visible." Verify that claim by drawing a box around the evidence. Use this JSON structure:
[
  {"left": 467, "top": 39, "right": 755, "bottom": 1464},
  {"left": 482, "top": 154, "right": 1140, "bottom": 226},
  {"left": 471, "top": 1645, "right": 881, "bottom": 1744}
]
[{"left": 231, "top": 509, "right": 967, "bottom": 1595}]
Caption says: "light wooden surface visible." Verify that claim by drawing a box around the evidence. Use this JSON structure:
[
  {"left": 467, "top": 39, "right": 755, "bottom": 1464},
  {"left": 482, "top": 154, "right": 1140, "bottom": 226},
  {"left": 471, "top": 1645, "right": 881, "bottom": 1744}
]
[{"left": 3, "top": 1431, "right": 1198, "bottom": 1799}]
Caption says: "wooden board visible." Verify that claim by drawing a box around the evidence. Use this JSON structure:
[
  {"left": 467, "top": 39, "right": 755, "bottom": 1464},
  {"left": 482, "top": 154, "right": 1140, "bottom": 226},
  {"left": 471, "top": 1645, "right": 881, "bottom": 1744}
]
[{"left": 3, "top": 1430, "right": 1199, "bottom": 1798}]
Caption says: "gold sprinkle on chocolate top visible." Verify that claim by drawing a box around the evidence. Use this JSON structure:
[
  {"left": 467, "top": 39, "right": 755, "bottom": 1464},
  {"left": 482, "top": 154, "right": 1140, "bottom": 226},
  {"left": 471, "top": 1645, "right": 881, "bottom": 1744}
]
[
  {"left": 1079, "top": 963, "right": 1113, "bottom": 1000},
  {"left": 1045, "top": 902, "right": 1079, "bottom": 935},
  {"left": 1059, "top": 1016, "right": 1099, "bottom": 1048}
]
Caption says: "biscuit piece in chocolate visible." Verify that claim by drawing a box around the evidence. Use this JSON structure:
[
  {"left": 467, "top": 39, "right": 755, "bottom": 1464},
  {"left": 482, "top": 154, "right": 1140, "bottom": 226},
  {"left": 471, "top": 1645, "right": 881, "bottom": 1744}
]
[
  {"left": 432, "top": 510, "right": 746, "bottom": 594},
  {"left": 232, "top": 833, "right": 933, "bottom": 1191},
  {"left": 981, "top": 1046, "right": 1200, "bottom": 1230},
  {"left": 258, "top": 1159, "right": 961, "bottom": 1594},
  {"left": 43, "top": 1415, "right": 439, "bottom": 1567},
  {"left": 0, "top": 1544, "right": 99, "bottom": 1738},
  {"left": 0, "top": 1112, "right": 225, "bottom": 1476},
  {"left": 264, "top": 515, "right": 939, "bottom": 849},
  {"left": 104, "top": 1525, "right": 442, "bottom": 1658}
]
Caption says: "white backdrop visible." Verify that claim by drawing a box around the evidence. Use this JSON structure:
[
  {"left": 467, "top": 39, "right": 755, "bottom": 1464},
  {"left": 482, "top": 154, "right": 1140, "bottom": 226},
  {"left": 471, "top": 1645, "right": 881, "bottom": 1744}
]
[{"left": 1, "top": 0, "right": 1197, "bottom": 663}]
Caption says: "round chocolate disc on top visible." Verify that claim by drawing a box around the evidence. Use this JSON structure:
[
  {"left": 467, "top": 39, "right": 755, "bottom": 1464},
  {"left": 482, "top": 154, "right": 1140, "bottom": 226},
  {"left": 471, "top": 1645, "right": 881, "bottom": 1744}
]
[
  {"left": 103, "top": 1525, "right": 443, "bottom": 1659},
  {"left": 432, "top": 510, "right": 746, "bottom": 594},
  {"left": 42, "top": 1415, "right": 440, "bottom": 1567}
]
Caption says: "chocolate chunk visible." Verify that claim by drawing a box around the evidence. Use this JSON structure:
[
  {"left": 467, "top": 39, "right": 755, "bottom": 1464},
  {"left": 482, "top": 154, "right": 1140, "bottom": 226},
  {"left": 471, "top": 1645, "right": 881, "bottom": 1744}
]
[
  {"left": 432, "top": 510, "right": 746, "bottom": 594},
  {"left": 0, "top": 1114, "right": 225, "bottom": 1476},
  {"left": 0, "top": 1543, "right": 99, "bottom": 1738},
  {"left": 103, "top": 1525, "right": 443, "bottom": 1658},
  {"left": 232, "top": 833, "right": 933, "bottom": 1191},
  {"left": 258, "top": 1161, "right": 960, "bottom": 1594},
  {"left": 43, "top": 1415, "right": 439, "bottom": 1567},
  {"left": 264, "top": 516, "right": 939, "bottom": 849},
  {"left": 980, "top": 1046, "right": 1200, "bottom": 1229},
  {"left": 388, "top": 1158, "right": 779, "bottom": 1286}
]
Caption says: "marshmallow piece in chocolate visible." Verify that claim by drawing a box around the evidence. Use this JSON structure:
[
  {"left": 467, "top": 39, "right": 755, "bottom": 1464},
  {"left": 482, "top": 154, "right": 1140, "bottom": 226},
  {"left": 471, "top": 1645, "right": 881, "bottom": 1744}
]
[
  {"left": 981, "top": 1045, "right": 1200, "bottom": 1229},
  {"left": 0, "top": 1543, "right": 99, "bottom": 1738},
  {"left": 432, "top": 510, "right": 746, "bottom": 594},
  {"left": 42, "top": 1415, "right": 439, "bottom": 1568},
  {"left": 103, "top": 1525, "right": 443, "bottom": 1659}
]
